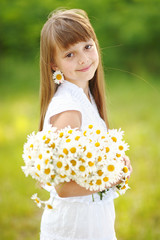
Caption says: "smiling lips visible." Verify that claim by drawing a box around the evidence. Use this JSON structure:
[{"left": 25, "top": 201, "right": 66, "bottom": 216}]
[{"left": 77, "top": 64, "right": 92, "bottom": 72}]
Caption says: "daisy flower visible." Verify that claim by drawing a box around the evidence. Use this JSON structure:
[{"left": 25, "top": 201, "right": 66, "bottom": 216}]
[
  {"left": 52, "top": 70, "right": 65, "bottom": 84},
  {"left": 31, "top": 193, "right": 42, "bottom": 208}
]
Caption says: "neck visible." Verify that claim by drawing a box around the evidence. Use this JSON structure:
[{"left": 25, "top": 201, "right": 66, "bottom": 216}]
[{"left": 65, "top": 79, "right": 90, "bottom": 101}]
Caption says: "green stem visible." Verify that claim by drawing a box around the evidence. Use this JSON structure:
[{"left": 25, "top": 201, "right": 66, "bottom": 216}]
[
  {"left": 92, "top": 194, "right": 95, "bottom": 202},
  {"left": 100, "top": 192, "right": 102, "bottom": 200}
]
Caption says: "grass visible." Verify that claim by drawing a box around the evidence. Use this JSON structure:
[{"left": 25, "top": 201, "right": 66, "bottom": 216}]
[
  {"left": 106, "top": 72, "right": 160, "bottom": 239},
  {"left": 0, "top": 56, "right": 160, "bottom": 239}
]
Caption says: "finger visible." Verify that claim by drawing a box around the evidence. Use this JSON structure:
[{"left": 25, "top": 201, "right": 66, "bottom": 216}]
[
  {"left": 127, "top": 170, "right": 132, "bottom": 179},
  {"left": 123, "top": 156, "right": 130, "bottom": 164}
]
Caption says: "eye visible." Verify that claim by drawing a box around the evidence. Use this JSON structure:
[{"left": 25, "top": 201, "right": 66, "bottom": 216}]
[
  {"left": 66, "top": 52, "right": 74, "bottom": 58},
  {"left": 85, "top": 44, "right": 93, "bottom": 50}
]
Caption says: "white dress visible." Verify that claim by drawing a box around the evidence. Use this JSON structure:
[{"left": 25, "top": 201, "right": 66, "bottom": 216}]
[{"left": 40, "top": 80, "right": 118, "bottom": 240}]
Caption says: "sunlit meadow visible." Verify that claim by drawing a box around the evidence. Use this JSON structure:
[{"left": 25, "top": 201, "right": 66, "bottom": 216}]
[{"left": 0, "top": 56, "right": 160, "bottom": 240}]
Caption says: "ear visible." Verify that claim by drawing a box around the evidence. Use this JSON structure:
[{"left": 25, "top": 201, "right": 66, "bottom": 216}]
[{"left": 50, "top": 62, "right": 58, "bottom": 72}]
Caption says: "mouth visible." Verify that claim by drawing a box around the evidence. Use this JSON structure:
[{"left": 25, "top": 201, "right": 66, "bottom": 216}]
[{"left": 77, "top": 64, "right": 92, "bottom": 72}]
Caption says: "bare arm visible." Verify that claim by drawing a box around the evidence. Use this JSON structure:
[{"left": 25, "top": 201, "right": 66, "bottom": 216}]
[{"left": 50, "top": 111, "right": 132, "bottom": 198}]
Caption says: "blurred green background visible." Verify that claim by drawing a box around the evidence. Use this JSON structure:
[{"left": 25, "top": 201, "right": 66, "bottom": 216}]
[{"left": 0, "top": 0, "right": 160, "bottom": 239}]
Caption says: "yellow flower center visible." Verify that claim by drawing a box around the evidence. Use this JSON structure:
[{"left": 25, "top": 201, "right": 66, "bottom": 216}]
[
  {"left": 50, "top": 142, "right": 55, "bottom": 149},
  {"left": 83, "top": 131, "right": 87, "bottom": 136},
  {"left": 116, "top": 153, "right": 121, "bottom": 158},
  {"left": 51, "top": 174, "right": 55, "bottom": 179},
  {"left": 47, "top": 204, "right": 53, "bottom": 209},
  {"left": 98, "top": 156, "right": 102, "bottom": 162},
  {"left": 96, "top": 179, "right": 102, "bottom": 185},
  {"left": 42, "top": 135, "right": 46, "bottom": 140},
  {"left": 35, "top": 198, "right": 39, "bottom": 203},
  {"left": 63, "top": 148, "right": 68, "bottom": 155},
  {"left": 88, "top": 161, "right": 94, "bottom": 167},
  {"left": 121, "top": 185, "right": 126, "bottom": 190},
  {"left": 39, "top": 154, "right": 42, "bottom": 159},
  {"left": 79, "top": 165, "right": 85, "bottom": 172},
  {"left": 95, "top": 142, "right": 100, "bottom": 147},
  {"left": 47, "top": 182, "right": 51, "bottom": 186},
  {"left": 79, "top": 158, "right": 85, "bottom": 163},
  {"left": 123, "top": 166, "right": 128, "bottom": 173},
  {"left": 37, "top": 164, "right": 41, "bottom": 170},
  {"left": 101, "top": 136, "right": 105, "bottom": 139},
  {"left": 97, "top": 170, "right": 103, "bottom": 176},
  {"left": 68, "top": 130, "right": 73, "bottom": 134},
  {"left": 89, "top": 181, "right": 93, "bottom": 185},
  {"left": 111, "top": 137, "right": 117, "bottom": 142},
  {"left": 28, "top": 155, "right": 31, "bottom": 159},
  {"left": 106, "top": 147, "right": 110, "bottom": 153},
  {"left": 30, "top": 144, "right": 33, "bottom": 148},
  {"left": 103, "top": 177, "right": 109, "bottom": 182},
  {"left": 70, "top": 147, "right": 76, "bottom": 153},
  {"left": 57, "top": 161, "right": 62, "bottom": 168},
  {"left": 65, "top": 164, "right": 69, "bottom": 170},
  {"left": 45, "top": 138, "right": 51, "bottom": 144},
  {"left": 71, "top": 170, "right": 76, "bottom": 175},
  {"left": 59, "top": 154, "right": 64, "bottom": 158},
  {"left": 107, "top": 165, "right": 115, "bottom": 171},
  {"left": 45, "top": 159, "right": 49, "bottom": 164},
  {"left": 44, "top": 168, "right": 50, "bottom": 174},
  {"left": 70, "top": 160, "right": 77, "bottom": 166},
  {"left": 86, "top": 152, "right": 92, "bottom": 158},
  {"left": 56, "top": 74, "right": 62, "bottom": 80},
  {"left": 60, "top": 174, "right": 66, "bottom": 178},
  {"left": 75, "top": 136, "right": 80, "bottom": 141},
  {"left": 66, "top": 139, "right": 71, "bottom": 143},
  {"left": 119, "top": 145, "right": 124, "bottom": 150},
  {"left": 96, "top": 130, "right": 101, "bottom": 134},
  {"left": 88, "top": 124, "right": 93, "bottom": 129},
  {"left": 59, "top": 132, "right": 64, "bottom": 138}
]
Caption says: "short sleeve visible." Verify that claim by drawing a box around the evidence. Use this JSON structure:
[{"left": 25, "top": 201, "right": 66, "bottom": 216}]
[{"left": 43, "top": 96, "right": 82, "bottom": 130}]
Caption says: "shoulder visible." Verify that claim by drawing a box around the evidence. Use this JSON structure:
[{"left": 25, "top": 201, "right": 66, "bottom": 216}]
[
  {"left": 50, "top": 110, "right": 81, "bottom": 130},
  {"left": 43, "top": 85, "right": 82, "bottom": 130},
  {"left": 48, "top": 87, "right": 82, "bottom": 114}
]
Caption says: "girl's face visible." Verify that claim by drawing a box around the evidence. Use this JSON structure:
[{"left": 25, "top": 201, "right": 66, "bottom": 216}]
[{"left": 52, "top": 39, "right": 99, "bottom": 88}]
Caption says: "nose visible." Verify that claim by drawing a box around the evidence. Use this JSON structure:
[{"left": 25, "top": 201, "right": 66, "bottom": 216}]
[{"left": 78, "top": 52, "right": 88, "bottom": 65}]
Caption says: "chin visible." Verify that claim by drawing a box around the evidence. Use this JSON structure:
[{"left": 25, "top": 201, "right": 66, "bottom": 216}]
[{"left": 87, "top": 71, "right": 96, "bottom": 81}]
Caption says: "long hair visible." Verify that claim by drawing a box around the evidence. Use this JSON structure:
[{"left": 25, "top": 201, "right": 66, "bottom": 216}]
[{"left": 39, "top": 9, "right": 109, "bottom": 130}]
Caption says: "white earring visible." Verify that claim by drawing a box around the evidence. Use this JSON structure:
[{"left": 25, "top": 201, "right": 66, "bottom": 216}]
[{"left": 52, "top": 70, "right": 65, "bottom": 85}]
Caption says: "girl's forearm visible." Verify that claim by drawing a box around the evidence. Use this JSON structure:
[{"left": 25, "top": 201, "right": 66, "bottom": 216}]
[
  {"left": 55, "top": 180, "right": 98, "bottom": 198},
  {"left": 55, "top": 178, "right": 123, "bottom": 198}
]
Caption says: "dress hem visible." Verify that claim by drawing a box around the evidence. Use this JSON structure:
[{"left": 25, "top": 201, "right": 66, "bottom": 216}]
[{"left": 40, "top": 232, "right": 117, "bottom": 240}]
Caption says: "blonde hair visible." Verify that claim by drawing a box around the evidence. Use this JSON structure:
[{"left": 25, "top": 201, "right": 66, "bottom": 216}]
[{"left": 39, "top": 8, "right": 109, "bottom": 130}]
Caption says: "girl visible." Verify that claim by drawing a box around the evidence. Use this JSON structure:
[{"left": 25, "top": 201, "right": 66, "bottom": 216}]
[{"left": 39, "top": 8, "right": 132, "bottom": 240}]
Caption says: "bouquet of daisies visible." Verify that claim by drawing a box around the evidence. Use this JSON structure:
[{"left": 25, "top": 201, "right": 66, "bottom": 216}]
[{"left": 22, "top": 124, "right": 130, "bottom": 209}]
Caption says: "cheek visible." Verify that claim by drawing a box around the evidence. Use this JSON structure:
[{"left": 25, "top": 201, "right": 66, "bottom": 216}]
[
  {"left": 59, "top": 61, "right": 69, "bottom": 73},
  {"left": 91, "top": 49, "right": 99, "bottom": 61},
  {"left": 92, "top": 51, "right": 99, "bottom": 67},
  {"left": 60, "top": 62, "right": 74, "bottom": 76},
  {"left": 96, "top": 54, "right": 99, "bottom": 65}
]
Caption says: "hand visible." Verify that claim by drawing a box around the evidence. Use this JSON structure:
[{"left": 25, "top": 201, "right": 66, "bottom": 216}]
[{"left": 123, "top": 155, "right": 133, "bottom": 179}]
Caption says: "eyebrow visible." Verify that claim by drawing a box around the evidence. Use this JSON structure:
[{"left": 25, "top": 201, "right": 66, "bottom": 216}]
[
  {"left": 62, "top": 45, "right": 78, "bottom": 54},
  {"left": 62, "top": 40, "right": 93, "bottom": 54},
  {"left": 63, "top": 48, "right": 73, "bottom": 54}
]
